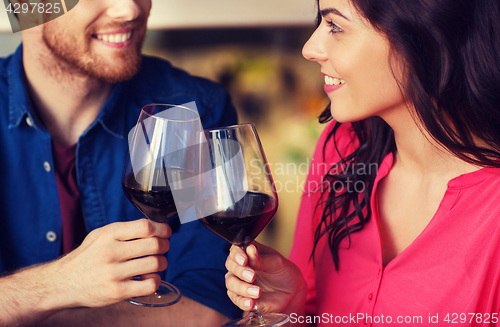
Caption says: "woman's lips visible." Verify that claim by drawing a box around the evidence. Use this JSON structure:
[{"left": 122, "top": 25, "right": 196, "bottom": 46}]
[{"left": 322, "top": 73, "right": 345, "bottom": 93}]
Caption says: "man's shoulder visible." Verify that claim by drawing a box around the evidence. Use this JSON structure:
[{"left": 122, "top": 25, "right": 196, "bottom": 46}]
[
  {"left": 123, "top": 55, "right": 237, "bottom": 128},
  {"left": 0, "top": 54, "right": 15, "bottom": 106},
  {"left": 0, "top": 54, "right": 13, "bottom": 83},
  {"left": 132, "top": 55, "right": 227, "bottom": 103}
]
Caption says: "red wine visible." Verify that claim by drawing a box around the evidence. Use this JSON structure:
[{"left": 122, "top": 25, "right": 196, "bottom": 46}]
[
  {"left": 198, "top": 192, "right": 277, "bottom": 247},
  {"left": 122, "top": 167, "right": 199, "bottom": 223}
]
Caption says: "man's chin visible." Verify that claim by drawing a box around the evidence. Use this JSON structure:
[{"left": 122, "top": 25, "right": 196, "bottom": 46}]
[{"left": 87, "top": 57, "right": 142, "bottom": 83}]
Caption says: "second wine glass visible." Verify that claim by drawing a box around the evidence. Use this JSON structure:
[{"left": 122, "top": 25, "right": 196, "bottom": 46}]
[
  {"left": 122, "top": 103, "right": 203, "bottom": 307},
  {"left": 196, "top": 123, "right": 290, "bottom": 327}
]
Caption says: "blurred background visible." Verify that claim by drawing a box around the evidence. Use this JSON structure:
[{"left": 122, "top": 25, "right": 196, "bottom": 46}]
[{"left": 0, "top": 0, "right": 329, "bottom": 256}]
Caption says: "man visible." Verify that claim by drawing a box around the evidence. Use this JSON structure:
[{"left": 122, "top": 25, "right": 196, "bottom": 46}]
[{"left": 0, "top": 0, "right": 240, "bottom": 326}]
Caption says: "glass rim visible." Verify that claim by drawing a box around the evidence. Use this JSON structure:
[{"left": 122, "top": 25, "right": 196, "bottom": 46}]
[
  {"left": 141, "top": 103, "right": 200, "bottom": 122},
  {"left": 204, "top": 123, "right": 255, "bottom": 133}
]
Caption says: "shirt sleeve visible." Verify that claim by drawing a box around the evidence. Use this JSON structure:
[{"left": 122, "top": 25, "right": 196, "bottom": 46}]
[
  {"left": 165, "top": 219, "right": 241, "bottom": 319},
  {"left": 199, "top": 87, "right": 238, "bottom": 130},
  {"left": 288, "top": 121, "right": 355, "bottom": 315}
]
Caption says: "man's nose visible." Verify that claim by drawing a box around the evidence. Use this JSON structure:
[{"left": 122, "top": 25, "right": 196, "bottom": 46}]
[{"left": 105, "top": 0, "right": 142, "bottom": 22}]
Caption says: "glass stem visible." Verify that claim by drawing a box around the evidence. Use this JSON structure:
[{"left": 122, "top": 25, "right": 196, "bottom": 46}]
[
  {"left": 240, "top": 244, "right": 266, "bottom": 325},
  {"left": 249, "top": 305, "right": 266, "bottom": 325}
]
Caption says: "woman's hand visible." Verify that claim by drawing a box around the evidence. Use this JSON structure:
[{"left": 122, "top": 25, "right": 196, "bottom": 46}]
[{"left": 225, "top": 241, "right": 307, "bottom": 314}]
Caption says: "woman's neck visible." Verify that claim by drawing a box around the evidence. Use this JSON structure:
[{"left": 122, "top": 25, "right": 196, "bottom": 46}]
[{"left": 380, "top": 106, "right": 480, "bottom": 182}]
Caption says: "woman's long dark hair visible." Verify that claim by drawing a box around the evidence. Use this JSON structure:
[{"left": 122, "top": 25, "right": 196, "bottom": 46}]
[{"left": 314, "top": 0, "right": 500, "bottom": 270}]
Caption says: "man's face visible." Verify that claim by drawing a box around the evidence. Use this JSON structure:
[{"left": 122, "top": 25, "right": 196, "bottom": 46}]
[{"left": 42, "top": 0, "right": 152, "bottom": 83}]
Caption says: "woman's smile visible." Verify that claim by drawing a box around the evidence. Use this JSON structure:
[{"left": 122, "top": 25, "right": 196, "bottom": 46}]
[{"left": 323, "top": 72, "right": 345, "bottom": 93}]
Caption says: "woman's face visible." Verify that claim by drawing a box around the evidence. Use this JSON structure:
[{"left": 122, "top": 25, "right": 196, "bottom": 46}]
[{"left": 303, "top": 0, "right": 406, "bottom": 123}]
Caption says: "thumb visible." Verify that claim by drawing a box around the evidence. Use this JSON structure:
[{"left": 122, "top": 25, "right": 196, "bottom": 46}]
[{"left": 246, "top": 242, "right": 284, "bottom": 274}]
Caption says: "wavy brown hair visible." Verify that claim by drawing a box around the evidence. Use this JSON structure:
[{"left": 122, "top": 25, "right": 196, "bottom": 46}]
[{"left": 313, "top": 0, "right": 500, "bottom": 269}]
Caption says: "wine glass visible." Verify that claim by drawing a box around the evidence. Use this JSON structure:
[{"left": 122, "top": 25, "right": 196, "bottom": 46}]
[
  {"left": 196, "top": 123, "right": 290, "bottom": 327},
  {"left": 121, "top": 103, "right": 203, "bottom": 307}
]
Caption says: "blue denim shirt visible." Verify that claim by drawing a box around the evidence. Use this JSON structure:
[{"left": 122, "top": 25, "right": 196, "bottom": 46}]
[{"left": 0, "top": 45, "right": 240, "bottom": 319}]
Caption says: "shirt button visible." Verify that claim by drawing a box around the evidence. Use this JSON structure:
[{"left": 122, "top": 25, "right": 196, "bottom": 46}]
[
  {"left": 368, "top": 293, "right": 373, "bottom": 301},
  {"left": 25, "top": 116, "right": 34, "bottom": 127},
  {"left": 43, "top": 161, "right": 51, "bottom": 172},
  {"left": 46, "top": 231, "right": 57, "bottom": 242}
]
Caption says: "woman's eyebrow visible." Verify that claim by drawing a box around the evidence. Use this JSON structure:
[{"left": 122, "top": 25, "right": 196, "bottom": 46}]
[{"left": 320, "top": 8, "right": 351, "bottom": 21}]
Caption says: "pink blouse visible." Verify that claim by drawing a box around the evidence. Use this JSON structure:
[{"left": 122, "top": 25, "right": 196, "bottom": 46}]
[{"left": 289, "top": 122, "right": 500, "bottom": 326}]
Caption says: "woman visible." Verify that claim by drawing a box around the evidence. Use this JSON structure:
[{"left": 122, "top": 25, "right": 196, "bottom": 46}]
[{"left": 225, "top": 0, "right": 500, "bottom": 325}]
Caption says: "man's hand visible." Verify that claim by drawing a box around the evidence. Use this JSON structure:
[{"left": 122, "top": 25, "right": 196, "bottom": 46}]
[
  {"left": 55, "top": 219, "right": 171, "bottom": 308},
  {"left": 0, "top": 219, "right": 171, "bottom": 327}
]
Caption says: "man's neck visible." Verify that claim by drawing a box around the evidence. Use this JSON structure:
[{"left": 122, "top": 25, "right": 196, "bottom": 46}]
[{"left": 22, "top": 34, "right": 113, "bottom": 147}]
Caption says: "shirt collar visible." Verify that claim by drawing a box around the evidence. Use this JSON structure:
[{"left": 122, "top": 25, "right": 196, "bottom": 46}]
[
  {"left": 7, "top": 43, "right": 129, "bottom": 139},
  {"left": 8, "top": 44, "right": 37, "bottom": 130},
  {"left": 91, "top": 81, "right": 128, "bottom": 139}
]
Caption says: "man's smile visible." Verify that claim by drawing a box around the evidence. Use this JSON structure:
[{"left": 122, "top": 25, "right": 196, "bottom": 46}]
[{"left": 92, "top": 27, "right": 134, "bottom": 45}]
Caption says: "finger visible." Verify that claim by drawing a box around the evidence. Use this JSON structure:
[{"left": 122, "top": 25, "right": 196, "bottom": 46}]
[
  {"left": 228, "top": 245, "right": 248, "bottom": 267},
  {"left": 226, "top": 256, "right": 255, "bottom": 283},
  {"left": 119, "top": 237, "right": 170, "bottom": 261},
  {"left": 225, "top": 272, "right": 260, "bottom": 299},
  {"left": 227, "top": 290, "right": 254, "bottom": 311},
  {"left": 123, "top": 274, "right": 162, "bottom": 298},
  {"left": 117, "top": 255, "right": 168, "bottom": 279},
  {"left": 139, "top": 273, "right": 159, "bottom": 280},
  {"left": 109, "top": 219, "right": 172, "bottom": 241}
]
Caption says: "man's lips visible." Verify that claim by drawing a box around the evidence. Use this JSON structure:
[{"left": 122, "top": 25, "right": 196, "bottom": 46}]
[
  {"left": 94, "top": 27, "right": 133, "bottom": 35},
  {"left": 92, "top": 27, "right": 134, "bottom": 47}
]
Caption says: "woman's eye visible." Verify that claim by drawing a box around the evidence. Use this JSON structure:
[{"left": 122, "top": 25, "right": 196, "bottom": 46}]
[{"left": 326, "top": 21, "right": 343, "bottom": 34}]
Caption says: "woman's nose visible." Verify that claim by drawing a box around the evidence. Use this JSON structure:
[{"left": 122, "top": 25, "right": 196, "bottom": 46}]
[{"left": 302, "top": 27, "right": 328, "bottom": 63}]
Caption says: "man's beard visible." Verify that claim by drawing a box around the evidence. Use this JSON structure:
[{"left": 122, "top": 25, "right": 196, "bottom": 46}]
[{"left": 42, "top": 19, "right": 147, "bottom": 84}]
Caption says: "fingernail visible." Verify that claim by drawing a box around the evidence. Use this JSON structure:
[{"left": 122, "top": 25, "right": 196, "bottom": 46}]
[
  {"left": 236, "top": 254, "right": 245, "bottom": 266},
  {"left": 244, "top": 299, "right": 252, "bottom": 308},
  {"left": 247, "top": 287, "right": 260, "bottom": 297},
  {"left": 242, "top": 270, "right": 254, "bottom": 282},
  {"left": 252, "top": 245, "right": 258, "bottom": 257}
]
